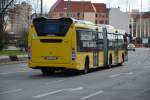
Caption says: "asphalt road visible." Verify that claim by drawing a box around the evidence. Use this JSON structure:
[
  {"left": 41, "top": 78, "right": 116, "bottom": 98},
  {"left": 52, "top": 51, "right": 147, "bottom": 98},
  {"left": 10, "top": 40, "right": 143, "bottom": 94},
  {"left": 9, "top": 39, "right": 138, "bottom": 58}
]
[{"left": 0, "top": 48, "right": 150, "bottom": 100}]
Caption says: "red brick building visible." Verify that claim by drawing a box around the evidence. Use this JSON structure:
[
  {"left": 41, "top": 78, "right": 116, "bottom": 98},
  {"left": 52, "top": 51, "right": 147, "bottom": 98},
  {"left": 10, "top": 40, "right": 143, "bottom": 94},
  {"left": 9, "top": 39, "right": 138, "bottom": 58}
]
[{"left": 49, "top": 0, "right": 108, "bottom": 24}]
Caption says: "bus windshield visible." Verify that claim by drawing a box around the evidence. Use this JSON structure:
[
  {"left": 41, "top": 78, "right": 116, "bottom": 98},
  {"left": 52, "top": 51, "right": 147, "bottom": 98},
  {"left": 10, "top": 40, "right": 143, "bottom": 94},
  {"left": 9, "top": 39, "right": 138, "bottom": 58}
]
[{"left": 33, "top": 18, "right": 72, "bottom": 36}]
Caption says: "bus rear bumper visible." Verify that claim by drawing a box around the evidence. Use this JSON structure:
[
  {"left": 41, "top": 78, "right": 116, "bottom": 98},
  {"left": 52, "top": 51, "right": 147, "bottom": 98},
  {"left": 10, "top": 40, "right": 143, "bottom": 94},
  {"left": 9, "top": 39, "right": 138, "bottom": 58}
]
[{"left": 28, "top": 61, "right": 82, "bottom": 70}]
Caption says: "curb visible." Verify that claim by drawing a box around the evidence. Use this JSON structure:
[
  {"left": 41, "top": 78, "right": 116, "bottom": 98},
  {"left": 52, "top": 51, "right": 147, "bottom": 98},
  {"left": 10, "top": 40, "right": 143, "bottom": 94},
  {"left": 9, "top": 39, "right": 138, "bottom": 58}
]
[{"left": 0, "top": 55, "right": 28, "bottom": 65}]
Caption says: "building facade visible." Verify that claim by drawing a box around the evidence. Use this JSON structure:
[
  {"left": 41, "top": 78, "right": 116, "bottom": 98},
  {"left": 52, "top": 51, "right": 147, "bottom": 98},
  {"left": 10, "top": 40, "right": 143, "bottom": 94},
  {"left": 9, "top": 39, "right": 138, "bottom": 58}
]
[
  {"left": 8, "top": 1, "right": 32, "bottom": 35},
  {"left": 49, "top": 0, "right": 108, "bottom": 24},
  {"left": 129, "top": 11, "right": 150, "bottom": 45},
  {"left": 8, "top": 2, "right": 32, "bottom": 46},
  {"left": 109, "top": 8, "right": 129, "bottom": 33},
  {"left": 129, "top": 11, "right": 150, "bottom": 39}
]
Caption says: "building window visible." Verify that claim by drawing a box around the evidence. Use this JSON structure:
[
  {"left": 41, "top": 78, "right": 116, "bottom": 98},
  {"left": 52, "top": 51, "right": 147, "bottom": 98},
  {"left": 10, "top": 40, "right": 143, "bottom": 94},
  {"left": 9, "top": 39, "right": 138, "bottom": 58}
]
[
  {"left": 70, "top": 14, "right": 72, "bottom": 17},
  {"left": 95, "top": 20, "right": 97, "bottom": 24},
  {"left": 100, "top": 20, "right": 104, "bottom": 24},
  {"left": 102, "top": 14, "right": 105, "bottom": 18},
  {"left": 82, "top": 13, "right": 84, "bottom": 18},
  {"left": 105, "top": 20, "right": 108, "bottom": 24},
  {"left": 129, "top": 24, "right": 132, "bottom": 29},
  {"left": 73, "top": 13, "right": 76, "bottom": 18},
  {"left": 67, "top": 13, "right": 72, "bottom": 17},
  {"left": 106, "top": 13, "right": 108, "bottom": 18},
  {"left": 95, "top": 14, "right": 98, "bottom": 18},
  {"left": 59, "top": 13, "right": 64, "bottom": 17},
  {"left": 77, "top": 12, "right": 80, "bottom": 17},
  {"left": 99, "top": 14, "right": 101, "bottom": 17}
]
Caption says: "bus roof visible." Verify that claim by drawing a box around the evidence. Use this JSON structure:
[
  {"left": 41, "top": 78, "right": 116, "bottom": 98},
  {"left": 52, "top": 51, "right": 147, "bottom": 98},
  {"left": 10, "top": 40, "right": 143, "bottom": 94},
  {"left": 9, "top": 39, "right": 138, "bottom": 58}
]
[
  {"left": 117, "top": 29, "right": 126, "bottom": 35},
  {"left": 33, "top": 17, "right": 99, "bottom": 30},
  {"left": 32, "top": 17, "right": 125, "bottom": 35},
  {"left": 97, "top": 24, "right": 114, "bottom": 29}
]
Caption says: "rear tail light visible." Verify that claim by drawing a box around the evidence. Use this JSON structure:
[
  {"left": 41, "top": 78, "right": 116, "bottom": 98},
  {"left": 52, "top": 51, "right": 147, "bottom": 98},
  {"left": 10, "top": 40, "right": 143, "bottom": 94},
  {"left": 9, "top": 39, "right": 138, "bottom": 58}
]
[
  {"left": 28, "top": 46, "right": 32, "bottom": 59},
  {"left": 71, "top": 48, "right": 76, "bottom": 61}
]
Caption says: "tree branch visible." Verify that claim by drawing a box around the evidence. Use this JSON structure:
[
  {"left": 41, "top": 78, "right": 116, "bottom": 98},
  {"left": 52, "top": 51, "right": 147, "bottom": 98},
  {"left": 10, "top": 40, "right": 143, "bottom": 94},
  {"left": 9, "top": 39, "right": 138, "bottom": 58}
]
[{"left": 0, "top": 0, "right": 14, "bottom": 13}]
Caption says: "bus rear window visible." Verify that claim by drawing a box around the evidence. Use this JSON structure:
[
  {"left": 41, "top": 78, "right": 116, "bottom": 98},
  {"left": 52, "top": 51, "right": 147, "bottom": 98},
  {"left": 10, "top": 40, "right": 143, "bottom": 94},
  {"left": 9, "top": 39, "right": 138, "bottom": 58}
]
[{"left": 33, "top": 17, "right": 73, "bottom": 36}]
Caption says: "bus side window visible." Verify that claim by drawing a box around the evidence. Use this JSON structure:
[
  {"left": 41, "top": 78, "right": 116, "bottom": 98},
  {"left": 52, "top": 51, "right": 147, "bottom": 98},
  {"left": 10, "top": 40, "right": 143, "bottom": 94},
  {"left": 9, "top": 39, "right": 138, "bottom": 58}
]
[
  {"left": 98, "top": 32, "right": 103, "bottom": 50},
  {"left": 118, "top": 35, "right": 124, "bottom": 49},
  {"left": 112, "top": 34, "right": 115, "bottom": 49},
  {"left": 107, "top": 33, "right": 113, "bottom": 50},
  {"left": 118, "top": 35, "right": 121, "bottom": 49},
  {"left": 76, "top": 29, "right": 95, "bottom": 52},
  {"left": 120, "top": 35, "right": 124, "bottom": 49}
]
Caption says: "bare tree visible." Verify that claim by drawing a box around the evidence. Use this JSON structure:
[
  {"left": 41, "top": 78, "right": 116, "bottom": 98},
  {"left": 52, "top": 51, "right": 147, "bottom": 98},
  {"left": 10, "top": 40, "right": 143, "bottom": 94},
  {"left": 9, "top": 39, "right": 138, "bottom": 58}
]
[{"left": 0, "top": 0, "right": 14, "bottom": 50}]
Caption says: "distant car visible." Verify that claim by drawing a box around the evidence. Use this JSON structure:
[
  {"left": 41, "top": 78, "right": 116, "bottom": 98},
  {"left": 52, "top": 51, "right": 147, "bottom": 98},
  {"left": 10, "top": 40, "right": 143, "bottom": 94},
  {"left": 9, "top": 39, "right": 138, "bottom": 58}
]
[{"left": 127, "top": 44, "right": 135, "bottom": 51}]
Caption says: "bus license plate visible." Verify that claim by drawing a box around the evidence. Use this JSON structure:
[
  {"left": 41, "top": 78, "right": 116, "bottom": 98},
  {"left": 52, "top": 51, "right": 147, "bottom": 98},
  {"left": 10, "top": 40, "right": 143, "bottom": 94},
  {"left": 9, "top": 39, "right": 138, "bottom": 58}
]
[{"left": 44, "top": 56, "right": 57, "bottom": 60}]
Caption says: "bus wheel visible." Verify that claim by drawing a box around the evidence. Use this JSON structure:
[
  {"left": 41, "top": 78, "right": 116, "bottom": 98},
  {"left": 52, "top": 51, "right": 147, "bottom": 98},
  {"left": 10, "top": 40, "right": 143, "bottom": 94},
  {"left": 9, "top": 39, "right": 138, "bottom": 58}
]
[
  {"left": 41, "top": 68, "right": 54, "bottom": 75},
  {"left": 122, "top": 53, "right": 124, "bottom": 63},
  {"left": 108, "top": 55, "right": 112, "bottom": 68},
  {"left": 84, "top": 56, "right": 89, "bottom": 74}
]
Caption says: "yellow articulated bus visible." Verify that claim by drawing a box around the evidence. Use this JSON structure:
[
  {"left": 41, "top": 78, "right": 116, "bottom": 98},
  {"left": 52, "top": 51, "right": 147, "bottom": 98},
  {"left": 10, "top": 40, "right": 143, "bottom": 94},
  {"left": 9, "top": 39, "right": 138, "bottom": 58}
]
[{"left": 28, "top": 17, "right": 128, "bottom": 75}]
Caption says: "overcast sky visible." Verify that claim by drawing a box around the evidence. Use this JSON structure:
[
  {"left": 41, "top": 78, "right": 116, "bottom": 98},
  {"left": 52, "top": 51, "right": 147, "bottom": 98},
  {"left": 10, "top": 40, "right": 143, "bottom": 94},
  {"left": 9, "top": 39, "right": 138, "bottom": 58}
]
[{"left": 25, "top": 0, "right": 150, "bottom": 13}]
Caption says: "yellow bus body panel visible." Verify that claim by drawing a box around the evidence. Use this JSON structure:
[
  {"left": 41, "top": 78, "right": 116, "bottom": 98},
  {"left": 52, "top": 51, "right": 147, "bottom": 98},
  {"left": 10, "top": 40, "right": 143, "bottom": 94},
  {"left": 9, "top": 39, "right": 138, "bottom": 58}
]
[{"left": 28, "top": 20, "right": 125, "bottom": 71}]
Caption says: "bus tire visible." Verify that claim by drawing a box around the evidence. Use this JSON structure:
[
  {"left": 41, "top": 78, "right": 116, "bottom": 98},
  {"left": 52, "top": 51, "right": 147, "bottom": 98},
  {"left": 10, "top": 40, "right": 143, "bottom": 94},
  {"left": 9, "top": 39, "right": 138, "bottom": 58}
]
[
  {"left": 122, "top": 53, "right": 124, "bottom": 63},
  {"left": 41, "top": 68, "right": 54, "bottom": 75},
  {"left": 84, "top": 56, "right": 89, "bottom": 74},
  {"left": 108, "top": 54, "right": 112, "bottom": 68}
]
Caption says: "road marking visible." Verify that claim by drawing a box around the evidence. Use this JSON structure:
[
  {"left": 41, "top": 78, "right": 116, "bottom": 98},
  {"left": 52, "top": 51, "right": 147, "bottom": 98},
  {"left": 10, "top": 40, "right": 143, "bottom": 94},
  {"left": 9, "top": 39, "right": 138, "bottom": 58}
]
[
  {"left": 33, "top": 86, "right": 84, "bottom": 98},
  {"left": 81, "top": 90, "right": 104, "bottom": 100},
  {"left": 45, "top": 80, "right": 64, "bottom": 85},
  {"left": 109, "top": 72, "right": 133, "bottom": 78},
  {"left": 0, "top": 89, "right": 22, "bottom": 95},
  {"left": 124, "top": 72, "right": 133, "bottom": 75},
  {"left": 33, "top": 89, "right": 64, "bottom": 98},
  {"left": 109, "top": 73, "right": 122, "bottom": 78},
  {"left": 20, "top": 64, "right": 27, "bottom": 67},
  {"left": 0, "top": 70, "right": 28, "bottom": 75},
  {"left": 144, "top": 66, "right": 150, "bottom": 69},
  {"left": 67, "top": 87, "right": 83, "bottom": 92}
]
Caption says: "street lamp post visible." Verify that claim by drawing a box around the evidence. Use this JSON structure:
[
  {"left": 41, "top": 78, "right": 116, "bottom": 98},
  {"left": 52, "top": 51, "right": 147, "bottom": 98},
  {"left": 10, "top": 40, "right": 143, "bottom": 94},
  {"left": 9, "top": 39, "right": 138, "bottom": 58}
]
[
  {"left": 40, "top": 0, "right": 43, "bottom": 16},
  {"left": 126, "top": 0, "right": 128, "bottom": 12},
  {"left": 140, "top": 0, "right": 142, "bottom": 43}
]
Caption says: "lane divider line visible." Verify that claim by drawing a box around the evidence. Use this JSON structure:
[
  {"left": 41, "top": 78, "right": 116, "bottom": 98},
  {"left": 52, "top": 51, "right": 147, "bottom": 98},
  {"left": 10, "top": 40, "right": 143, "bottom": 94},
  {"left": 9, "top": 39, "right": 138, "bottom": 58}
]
[
  {"left": 33, "top": 89, "right": 64, "bottom": 98},
  {"left": 45, "top": 80, "right": 65, "bottom": 85},
  {"left": 67, "top": 87, "right": 83, "bottom": 92},
  {"left": 0, "top": 89, "right": 22, "bottom": 95},
  {"left": 33, "top": 86, "right": 84, "bottom": 98},
  {"left": 109, "top": 73, "right": 122, "bottom": 78},
  {"left": 109, "top": 72, "right": 133, "bottom": 78},
  {"left": 144, "top": 66, "right": 150, "bottom": 69},
  {"left": 124, "top": 72, "right": 133, "bottom": 75},
  {"left": 81, "top": 90, "right": 104, "bottom": 100}
]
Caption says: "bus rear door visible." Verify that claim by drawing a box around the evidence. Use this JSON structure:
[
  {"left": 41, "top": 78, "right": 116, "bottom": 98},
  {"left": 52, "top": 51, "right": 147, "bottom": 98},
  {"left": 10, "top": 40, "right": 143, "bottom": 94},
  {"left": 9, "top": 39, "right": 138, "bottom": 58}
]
[
  {"left": 93, "top": 32, "right": 99, "bottom": 67},
  {"left": 102, "top": 28, "right": 108, "bottom": 67}
]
